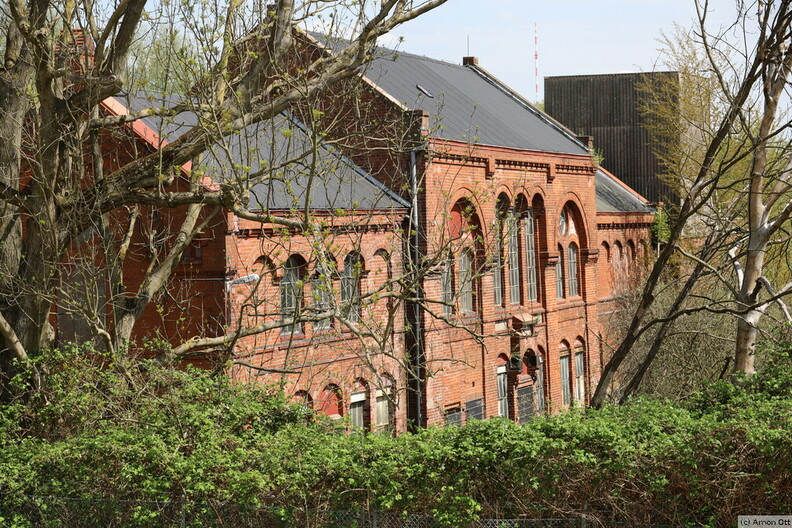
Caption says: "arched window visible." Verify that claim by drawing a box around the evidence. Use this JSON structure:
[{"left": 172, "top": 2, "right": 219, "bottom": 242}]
[
  {"left": 341, "top": 253, "right": 362, "bottom": 323},
  {"left": 559, "top": 207, "right": 568, "bottom": 236},
  {"left": 375, "top": 374, "right": 395, "bottom": 435},
  {"left": 441, "top": 254, "right": 454, "bottom": 316},
  {"left": 349, "top": 379, "right": 369, "bottom": 430},
  {"left": 319, "top": 384, "right": 343, "bottom": 418},
  {"left": 293, "top": 390, "right": 313, "bottom": 410},
  {"left": 574, "top": 345, "right": 586, "bottom": 404},
  {"left": 312, "top": 258, "right": 334, "bottom": 332},
  {"left": 459, "top": 248, "right": 474, "bottom": 314},
  {"left": 496, "top": 355, "right": 511, "bottom": 418},
  {"left": 508, "top": 209, "right": 521, "bottom": 304},
  {"left": 559, "top": 342, "right": 572, "bottom": 407},
  {"left": 281, "top": 255, "right": 305, "bottom": 333},
  {"left": 613, "top": 240, "right": 624, "bottom": 280},
  {"left": 568, "top": 243, "right": 579, "bottom": 297},
  {"left": 555, "top": 245, "right": 565, "bottom": 299},
  {"left": 524, "top": 208, "right": 538, "bottom": 302},
  {"left": 493, "top": 197, "right": 508, "bottom": 308}
]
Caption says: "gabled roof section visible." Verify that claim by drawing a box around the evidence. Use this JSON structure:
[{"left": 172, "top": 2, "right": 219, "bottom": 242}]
[
  {"left": 311, "top": 33, "right": 588, "bottom": 155},
  {"left": 113, "top": 92, "right": 408, "bottom": 212},
  {"left": 595, "top": 167, "right": 654, "bottom": 214}
]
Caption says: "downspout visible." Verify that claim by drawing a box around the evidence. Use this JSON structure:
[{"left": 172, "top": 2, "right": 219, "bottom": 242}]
[{"left": 407, "top": 148, "right": 426, "bottom": 430}]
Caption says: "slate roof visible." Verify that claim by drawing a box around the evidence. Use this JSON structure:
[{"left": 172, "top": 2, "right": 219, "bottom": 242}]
[
  {"left": 312, "top": 34, "right": 651, "bottom": 214},
  {"left": 116, "top": 41, "right": 651, "bottom": 215},
  {"left": 313, "top": 34, "right": 587, "bottom": 155},
  {"left": 114, "top": 93, "right": 408, "bottom": 212},
  {"left": 595, "top": 169, "right": 654, "bottom": 214}
]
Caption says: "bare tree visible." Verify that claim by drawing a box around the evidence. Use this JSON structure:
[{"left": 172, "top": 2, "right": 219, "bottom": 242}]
[
  {"left": 0, "top": 0, "right": 449, "bottom": 396},
  {"left": 591, "top": 0, "right": 792, "bottom": 406}
]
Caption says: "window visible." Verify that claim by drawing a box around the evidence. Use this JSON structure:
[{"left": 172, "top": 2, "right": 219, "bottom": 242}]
[
  {"left": 319, "top": 385, "right": 343, "bottom": 419},
  {"left": 493, "top": 215, "right": 504, "bottom": 307},
  {"left": 465, "top": 397, "right": 485, "bottom": 421},
  {"left": 281, "top": 256, "right": 303, "bottom": 333},
  {"left": 375, "top": 382, "right": 394, "bottom": 434},
  {"left": 442, "top": 256, "right": 454, "bottom": 316},
  {"left": 524, "top": 210, "right": 538, "bottom": 302},
  {"left": 555, "top": 246, "right": 565, "bottom": 299},
  {"left": 341, "top": 253, "right": 362, "bottom": 323},
  {"left": 574, "top": 350, "right": 585, "bottom": 403},
  {"left": 568, "top": 243, "right": 579, "bottom": 297},
  {"left": 444, "top": 406, "right": 462, "bottom": 426},
  {"left": 293, "top": 391, "right": 313, "bottom": 410},
  {"left": 350, "top": 390, "right": 367, "bottom": 430},
  {"left": 559, "top": 207, "right": 568, "bottom": 236},
  {"left": 560, "top": 355, "right": 572, "bottom": 407},
  {"left": 508, "top": 212, "right": 521, "bottom": 304},
  {"left": 459, "top": 248, "right": 474, "bottom": 314},
  {"left": 497, "top": 364, "right": 509, "bottom": 417},
  {"left": 312, "top": 261, "right": 333, "bottom": 332},
  {"left": 535, "top": 352, "right": 546, "bottom": 413}
]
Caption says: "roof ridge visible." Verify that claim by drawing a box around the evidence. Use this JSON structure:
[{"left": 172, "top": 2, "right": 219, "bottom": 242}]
[{"left": 308, "top": 30, "right": 469, "bottom": 70}]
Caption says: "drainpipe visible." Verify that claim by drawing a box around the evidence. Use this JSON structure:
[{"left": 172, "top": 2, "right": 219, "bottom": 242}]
[{"left": 407, "top": 148, "right": 426, "bottom": 430}]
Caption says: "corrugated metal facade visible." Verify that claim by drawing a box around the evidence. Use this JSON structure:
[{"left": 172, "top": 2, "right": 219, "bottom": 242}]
[{"left": 545, "top": 72, "right": 679, "bottom": 204}]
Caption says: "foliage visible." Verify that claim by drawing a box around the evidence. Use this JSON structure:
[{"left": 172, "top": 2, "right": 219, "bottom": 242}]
[
  {"left": 649, "top": 206, "right": 671, "bottom": 245},
  {"left": 1, "top": 344, "right": 791, "bottom": 526}
]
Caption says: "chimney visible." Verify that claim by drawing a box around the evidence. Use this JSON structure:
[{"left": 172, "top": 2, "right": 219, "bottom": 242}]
[{"left": 462, "top": 56, "right": 479, "bottom": 67}]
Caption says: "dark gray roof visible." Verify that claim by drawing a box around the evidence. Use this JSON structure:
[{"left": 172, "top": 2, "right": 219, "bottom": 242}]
[
  {"left": 115, "top": 93, "right": 408, "bottom": 212},
  {"left": 313, "top": 34, "right": 587, "bottom": 155},
  {"left": 595, "top": 169, "right": 654, "bottom": 214}
]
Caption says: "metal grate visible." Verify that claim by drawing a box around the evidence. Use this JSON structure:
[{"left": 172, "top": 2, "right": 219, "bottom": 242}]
[
  {"left": 465, "top": 397, "right": 485, "bottom": 421},
  {"left": 516, "top": 385, "right": 535, "bottom": 424}
]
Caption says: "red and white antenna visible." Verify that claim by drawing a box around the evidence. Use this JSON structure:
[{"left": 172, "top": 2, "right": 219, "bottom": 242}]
[{"left": 534, "top": 22, "right": 540, "bottom": 104}]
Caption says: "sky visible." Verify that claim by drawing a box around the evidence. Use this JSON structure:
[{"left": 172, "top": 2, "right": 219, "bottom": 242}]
[{"left": 381, "top": 0, "right": 739, "bottom": 102}]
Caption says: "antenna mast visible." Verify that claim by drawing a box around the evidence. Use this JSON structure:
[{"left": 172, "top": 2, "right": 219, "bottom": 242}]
[{"left": 534, "top": 22, "right": 540, "bottom": 104}]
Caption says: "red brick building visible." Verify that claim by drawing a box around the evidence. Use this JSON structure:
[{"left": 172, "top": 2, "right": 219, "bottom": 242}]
[{"left": 104, "top": 37, "right": 653, "bottom": 433}]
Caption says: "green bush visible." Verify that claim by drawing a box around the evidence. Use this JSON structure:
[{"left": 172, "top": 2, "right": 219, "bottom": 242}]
[{"left": 1, "top": 343, "right": 791, "bottom": 526}]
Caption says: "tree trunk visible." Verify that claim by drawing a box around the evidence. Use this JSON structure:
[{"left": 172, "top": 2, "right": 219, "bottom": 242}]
[
  {"left": 734, "top": 310, "right": 759, "bottom": 375},
  {"left": 0, "top": 26, "right": 33, "bottom": 398}
]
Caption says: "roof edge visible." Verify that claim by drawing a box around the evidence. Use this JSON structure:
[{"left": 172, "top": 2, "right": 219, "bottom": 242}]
[
  {"left": 102, "top": 96, "right": 194, "bottom": 176},
  {"left": 285, "top": 112, "right": 411, "bottom": 209},
  {"left": 465, "top": 63, "right": 591, "bottom": 155},
  {"left": 597, "top": 165, "right": 653, "bottom": 207}
]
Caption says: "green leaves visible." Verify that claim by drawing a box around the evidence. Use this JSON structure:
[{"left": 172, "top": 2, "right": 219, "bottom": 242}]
[{"left": 1, "top": 343, "right": 791, "bottom": 525}]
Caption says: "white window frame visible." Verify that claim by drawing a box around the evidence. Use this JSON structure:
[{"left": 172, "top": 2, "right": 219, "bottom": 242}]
[
  {"left": 375, "top": 388, "right": 393, "bottom": 434},
  {"left": 574, "top": 350, "right": 585, "bottom": 403},
  {"left": 555, "top": 248, "right": 565, "bottom": 299},
  {"left": 493, "top": 216, "right": 504, "bottom": 307},
  {"left": 312, "top": 262, "right": 333, "bottom": 332},
  {"left": 560, "top": 355, "right": 572, "bottom": 407},
  {"left": 442, "top": 257, "right": 454, "bottom": 316},
  {"left": 508, "top": 212, "right": 521, "bottom": 304},
  {"left": 341, "top": 254, "right": 361, "bottom": 323},
  {"left": 524, "top": 210, "right": 538, "bottom": 302},
  {"left": 497, "top": 364, "right": 509, "bottom": 417},
  {"left": 459, "top": 249, "right": 474, "bottom": 314},
  {"left": 281, "top": 257, "right": 302, "bottom": 333},
  {"left": 568, "top": 243, "right": 579, "bottom": 298},
  {"left": 350, "top": 391, "right": 367, "bottom": 429}
]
